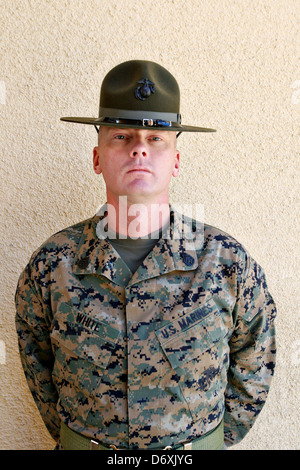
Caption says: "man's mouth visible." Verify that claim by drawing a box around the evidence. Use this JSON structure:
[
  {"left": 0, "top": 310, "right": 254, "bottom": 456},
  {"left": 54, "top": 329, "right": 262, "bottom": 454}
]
[{"left": 127, "top": 167, "right": 151, "bottom": 173}]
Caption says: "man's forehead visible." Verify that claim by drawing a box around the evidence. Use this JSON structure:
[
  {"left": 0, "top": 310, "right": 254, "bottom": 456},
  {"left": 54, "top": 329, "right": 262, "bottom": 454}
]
[{"left": 100, "top": 126, "right": 177, "bottom": 137}]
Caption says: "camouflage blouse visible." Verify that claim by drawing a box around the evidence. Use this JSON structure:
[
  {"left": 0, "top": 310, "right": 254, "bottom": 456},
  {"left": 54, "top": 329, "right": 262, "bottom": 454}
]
[{"left": 15, "top": 207, "right": 276, "bottom": 449}]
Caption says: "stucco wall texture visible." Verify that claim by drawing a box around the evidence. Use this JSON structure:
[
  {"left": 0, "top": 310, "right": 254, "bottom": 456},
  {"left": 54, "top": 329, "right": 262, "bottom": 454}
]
[{"left": 0, "top": 0, "right": 298, "bottom": 450}]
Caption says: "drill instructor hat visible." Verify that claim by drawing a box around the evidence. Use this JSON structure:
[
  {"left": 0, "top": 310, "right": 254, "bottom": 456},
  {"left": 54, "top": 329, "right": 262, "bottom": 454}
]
[{"left": 61, "top": 60, "right": 216, "bottom": 133}]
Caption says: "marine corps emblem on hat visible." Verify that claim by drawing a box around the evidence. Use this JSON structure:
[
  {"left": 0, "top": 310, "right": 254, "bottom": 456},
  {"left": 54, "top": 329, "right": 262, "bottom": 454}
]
[
  {"left": 61, "top": 60, "right": 216, "bottom": 133},
  {"left": 135, "top": 79, "right": 156, "bottom": 101}
]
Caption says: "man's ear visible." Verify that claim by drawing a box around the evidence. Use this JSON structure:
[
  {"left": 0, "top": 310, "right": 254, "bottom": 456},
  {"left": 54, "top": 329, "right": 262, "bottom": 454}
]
[
  {"left": 172, "top": 150, "right": 180, "bottom": 177},
  {"left": 93, "top": 146, "right": 102, "bottom": 175}
]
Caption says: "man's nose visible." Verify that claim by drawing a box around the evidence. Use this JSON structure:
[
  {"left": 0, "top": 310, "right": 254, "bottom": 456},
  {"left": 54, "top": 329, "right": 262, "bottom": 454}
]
[{"left": 129, "top": 137, "right": 148, "bottom": 158}]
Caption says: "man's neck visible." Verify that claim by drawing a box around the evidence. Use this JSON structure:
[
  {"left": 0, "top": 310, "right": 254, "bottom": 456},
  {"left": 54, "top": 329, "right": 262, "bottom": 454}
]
[{"left": 106, "top": 195, "right": 170, "bottom": 238}]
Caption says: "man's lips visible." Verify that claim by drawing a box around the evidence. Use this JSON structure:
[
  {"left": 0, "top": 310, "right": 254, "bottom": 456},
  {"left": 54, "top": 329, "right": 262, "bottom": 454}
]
[{"left": 126, "top": 167, "right": 151, "bottom": 173}]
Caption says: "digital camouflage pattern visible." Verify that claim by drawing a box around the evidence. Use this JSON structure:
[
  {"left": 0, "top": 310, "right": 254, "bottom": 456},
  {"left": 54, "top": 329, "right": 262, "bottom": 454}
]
[{"left": 15, "top": 207, "right": 276, "bottom": 449}]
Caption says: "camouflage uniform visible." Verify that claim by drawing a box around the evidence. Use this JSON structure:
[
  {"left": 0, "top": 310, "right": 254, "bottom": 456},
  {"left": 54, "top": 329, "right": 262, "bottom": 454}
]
[{"left": 15, "top": 207, "right": 276, "bottom": 449}]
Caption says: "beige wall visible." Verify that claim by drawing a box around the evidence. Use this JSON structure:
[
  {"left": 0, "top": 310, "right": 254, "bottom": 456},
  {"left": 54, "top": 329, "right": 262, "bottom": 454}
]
[{"left": 0, "top": 0, "right": 299, "bottom": 450}]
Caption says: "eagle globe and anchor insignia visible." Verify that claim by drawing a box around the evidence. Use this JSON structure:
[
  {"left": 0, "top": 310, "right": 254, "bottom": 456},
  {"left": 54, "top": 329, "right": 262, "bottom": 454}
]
[{"left": 134, "top": 79, "right": 156, "bottom": 100}]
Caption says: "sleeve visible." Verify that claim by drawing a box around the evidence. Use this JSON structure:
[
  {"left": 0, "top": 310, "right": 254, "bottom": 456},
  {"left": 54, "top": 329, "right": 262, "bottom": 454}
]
[
  {"left": 15, "top": 263, "right": 60, "bottom": 442},
  {"left": 224, "top": 254, "right": 277, "bottom": 447}
]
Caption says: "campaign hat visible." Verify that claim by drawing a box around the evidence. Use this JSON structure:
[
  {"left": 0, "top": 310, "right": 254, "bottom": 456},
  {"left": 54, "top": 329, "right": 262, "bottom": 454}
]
[{"left": 61, "top": 60, "right": 216, "bottom": 133}]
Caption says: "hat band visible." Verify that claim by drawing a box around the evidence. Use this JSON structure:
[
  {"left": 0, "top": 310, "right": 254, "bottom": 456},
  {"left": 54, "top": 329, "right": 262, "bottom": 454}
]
[
  {"left": 96, "top": 117, "right": 182, "bottom": 128},
  {"left": 98, "top": 107, "right": 181, "bottom": 123}
]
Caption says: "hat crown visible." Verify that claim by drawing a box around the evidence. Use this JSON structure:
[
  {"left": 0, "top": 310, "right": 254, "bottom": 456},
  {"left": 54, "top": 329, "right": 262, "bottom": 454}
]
[
  {"left": 60, "top": 59, "right": 215, "bottom": 132},
  {"left": 99, "top": 60, "right": 180, "bottom": 116}
]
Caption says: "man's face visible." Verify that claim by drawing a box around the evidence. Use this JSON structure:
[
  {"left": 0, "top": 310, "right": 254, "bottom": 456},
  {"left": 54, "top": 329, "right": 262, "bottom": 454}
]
[{"left": 93, "top": 127, "right": 180, "bottom": 205}]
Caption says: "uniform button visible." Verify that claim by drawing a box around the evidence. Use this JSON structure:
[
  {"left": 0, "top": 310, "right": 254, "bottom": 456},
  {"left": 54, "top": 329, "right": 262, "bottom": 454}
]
[
  {"left": 77, "top": 257, "right": 89, "bottom": 269},
  {"left": 182, "top": 254, "right": 195, "bottom": 266}
]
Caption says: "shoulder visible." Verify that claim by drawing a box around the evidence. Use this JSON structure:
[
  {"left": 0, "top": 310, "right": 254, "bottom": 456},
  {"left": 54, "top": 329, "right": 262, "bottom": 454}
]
[
  {"left": 28, "top": 216, "right": 95, "bottom": 269},
  {"left": 178, "top": 210, "right": 248, "bottom": 256},
  {"left": 203, "top": 222, "right": 247, "bottom": 255},
  {"left": 201, "top": 223, "right": 268, "bottom": 289},
  {"left": 172, "top": 207, "right": 250, "bottom": 266},
  {"left": 179, "top": 212, "right": 251, "bottom": 280}
]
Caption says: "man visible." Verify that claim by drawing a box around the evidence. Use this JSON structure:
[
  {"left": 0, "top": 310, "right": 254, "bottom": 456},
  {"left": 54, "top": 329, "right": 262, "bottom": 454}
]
[{"left": 15, "top": 60, "right": 276, "bottom": 450}]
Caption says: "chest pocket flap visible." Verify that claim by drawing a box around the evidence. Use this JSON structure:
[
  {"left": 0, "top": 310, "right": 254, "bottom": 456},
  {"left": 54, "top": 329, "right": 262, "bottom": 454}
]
[
  {"left": 155, "top": 301, "right": 227, "bottom": 370},
  {"left": 51, "top": 310, "right": 120, "bottom": 370}
]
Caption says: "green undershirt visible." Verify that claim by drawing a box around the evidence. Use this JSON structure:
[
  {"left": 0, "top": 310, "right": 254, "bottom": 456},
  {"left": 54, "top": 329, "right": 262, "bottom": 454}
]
[{"left": 107, "top": 226, "right": 165, "bottom": 274}]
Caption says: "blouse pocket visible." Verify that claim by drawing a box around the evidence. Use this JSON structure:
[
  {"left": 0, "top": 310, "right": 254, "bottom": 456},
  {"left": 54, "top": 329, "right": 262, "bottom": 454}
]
[
  {"left": 50, "top": 303, "right": 120, "bottom": 420},
  {"left": 155, "top": 301, "right": 228, "bottom": 422}
]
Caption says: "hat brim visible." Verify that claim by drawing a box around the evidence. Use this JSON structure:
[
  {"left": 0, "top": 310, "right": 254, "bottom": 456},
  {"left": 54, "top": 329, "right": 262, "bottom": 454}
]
[{"left": 60, "top": 116, "right": 216, "bottom": 133}]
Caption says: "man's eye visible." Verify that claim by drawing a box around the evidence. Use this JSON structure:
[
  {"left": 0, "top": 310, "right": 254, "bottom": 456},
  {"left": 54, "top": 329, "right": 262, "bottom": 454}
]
[
  {"left": 115, "top": 135, "right": 125, "bottom": 140},
  {"left": 152, "top": 136, "right": 161, "bottom": 141}
]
